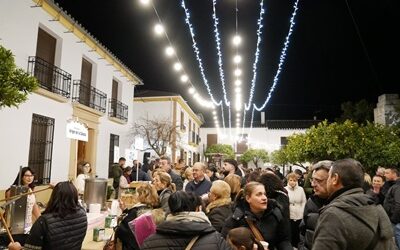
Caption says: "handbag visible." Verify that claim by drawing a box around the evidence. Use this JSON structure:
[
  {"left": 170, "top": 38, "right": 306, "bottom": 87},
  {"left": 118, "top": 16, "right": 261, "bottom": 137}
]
[
  {"left": 103, "top": 227, "right": 116, "bottom": 250},
  {"left": 185, "top": 235, "right": 200, "bottom": 250}
]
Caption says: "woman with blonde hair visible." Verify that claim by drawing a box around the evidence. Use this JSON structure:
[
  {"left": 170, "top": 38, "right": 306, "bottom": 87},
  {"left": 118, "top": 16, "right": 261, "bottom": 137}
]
[
  {"left": 224, "top": 174, "right": 242, "bottom": 200},
  {"left": 116, "top": 183, "right": 159, "bottom": 250},
  {"left": 153, "top": 171, "right": 176, "bottom": 214},
  {"left": 182, "top": 166, "right": 194, "bottom": 190},
  {"left": 206, "top": 180, "right": 233, "bottom": 232}
]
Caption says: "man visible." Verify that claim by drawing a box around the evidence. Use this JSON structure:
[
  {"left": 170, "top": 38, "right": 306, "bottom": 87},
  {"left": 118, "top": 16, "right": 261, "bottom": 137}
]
[
  {"left": 382, "top": 167, "right": 399, "bottom": 197},
  {"left": 130, "top": 160, "right": 151, "bottom": 182},
  {"left": 223, "top": 159, "right": 242, "bottom": 177},
  {"left": 112, "top": 157, "right": 126, "bottom": 198},
  {"left": 172, "top": 158, "right": 185, "bottom": 176},
  {"left": 383, "top": 167, "right": 400, "bottom": 248},
  {"left": 313, "top": 159, "right": 395, "bottom": 250},
  {"left": 160, "top": 156, "right": 183, "bottom": 191},
  {"left": 298, "top": 160, "right": 332, "bottom": 250},
  {"left": 185, "top": 162, "right": 212, "bottom": 196}
]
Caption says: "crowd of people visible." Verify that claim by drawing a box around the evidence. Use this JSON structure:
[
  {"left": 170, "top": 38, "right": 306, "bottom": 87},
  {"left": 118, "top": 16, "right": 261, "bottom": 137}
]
[{"left": 5, "top": 156, "right": 400, "bottom": 250}]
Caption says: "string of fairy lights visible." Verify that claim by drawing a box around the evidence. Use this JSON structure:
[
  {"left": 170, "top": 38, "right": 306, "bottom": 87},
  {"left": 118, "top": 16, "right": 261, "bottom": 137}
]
[{"left": 139, "top": 0, "right": 300, "bottom": 141}]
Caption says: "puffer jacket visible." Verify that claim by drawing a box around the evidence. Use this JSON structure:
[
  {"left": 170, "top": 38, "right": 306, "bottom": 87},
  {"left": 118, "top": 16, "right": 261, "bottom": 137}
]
[
  {"left": 206, "top": 198, "right": 232, "bottom": 232},
  {"left": 23, "top": 207, "right": 87, "bottom": 250},
  {"left": 313, "top": 188, "right": 396, "bottom": 250},
  {"left": 141, "top": 212, "right": 231, "bottom": 250},
  {"left": 221, "top": 199, "right": 292, "bottom": 250}
]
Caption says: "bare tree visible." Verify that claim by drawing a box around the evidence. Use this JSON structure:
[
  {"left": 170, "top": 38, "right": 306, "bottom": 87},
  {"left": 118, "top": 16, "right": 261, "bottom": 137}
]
[{"left": 132, "top": 116, "right": 180, "bottom": 157}]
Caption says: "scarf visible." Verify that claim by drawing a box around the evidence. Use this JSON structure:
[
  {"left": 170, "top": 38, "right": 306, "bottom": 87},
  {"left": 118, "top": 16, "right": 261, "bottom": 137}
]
[
  {"left": 166, "top": 211, "right": 211, "bottom": 224},
  {"left": 206, "top": 197, "right": 231, "bottom": 213}
]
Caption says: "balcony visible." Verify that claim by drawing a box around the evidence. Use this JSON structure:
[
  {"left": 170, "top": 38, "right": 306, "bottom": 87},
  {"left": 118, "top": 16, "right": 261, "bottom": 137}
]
[
  {"left": 109, "top": 98, "right": 128, "bottom": 122},
  {"left": 72, "top": 80, "right": 107, "bottom": 113},
  {"left": 27, "top": 56, "right": 71, "bottom": 98}
]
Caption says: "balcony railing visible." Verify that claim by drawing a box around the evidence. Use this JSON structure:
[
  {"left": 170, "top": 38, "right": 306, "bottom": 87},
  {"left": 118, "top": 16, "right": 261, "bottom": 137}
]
[
  {"left": 109, "top": 98, "right": 128, "bottom": 122},
  {"left": 72, "top": 80, "right": 107, "bottom": 113},
  {"left": 27, "top": 56, "right": 71, "bottom": 98}
]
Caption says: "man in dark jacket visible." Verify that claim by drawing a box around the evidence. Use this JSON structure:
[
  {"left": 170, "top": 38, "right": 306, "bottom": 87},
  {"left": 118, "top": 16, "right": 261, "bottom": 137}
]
[
  {"left": 313, "top": 159, "right": 395, "bottom": 250},
  {"left": 160, "top": 156, "right": 183, "bottom": 190},
  {"left": 130, "top": 160, "right": 151, "bottom": 181},
  {"left": 112, "top": 157, "right": 126, "bottom": 198},
  {"left": 383, "top": 167, "right": 400, "bottom": 248},
  {"left": 142, "top": 191, "right": 231, "bottom": 250},
  {"left": 298, "top": 160, "right": 332, "bottom": 250},
  {"left": 185, "top": 162, "right": 212, "bottom": 196}
]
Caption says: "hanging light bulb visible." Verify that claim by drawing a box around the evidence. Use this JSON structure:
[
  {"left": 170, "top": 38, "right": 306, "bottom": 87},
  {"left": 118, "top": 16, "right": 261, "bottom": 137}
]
[
  {"left": 165, "top": 46, "right": 175, "bottom": 57},
  {"left": 180, "top": 74, "right": 188, "bottom": 82},
  {"left": 234, "top": 79, "right": 242, "bottom": 86},
  {"left": 188, "top": 87, "right": 195, "bottom": 94},
  {"left": 232, "top": 35, "right": 242, "bottom": 46},
  {"left": 154, "top": 24, "right": 164, "bottom": 35},
  {"left": 173, "top": 62, "right": 182, "bottom": 71},
  {"left": 140, "top": 0, "right": 150, "bottom": 6},
  {"left": 234, "top": 69, "right": 242, "bottom": 76},
  {"left": 233, "top": 55, "right": 242, "bottom": 64}
]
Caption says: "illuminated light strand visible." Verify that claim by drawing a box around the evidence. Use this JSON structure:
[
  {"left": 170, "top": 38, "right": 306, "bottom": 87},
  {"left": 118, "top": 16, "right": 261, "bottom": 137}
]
[
  {"left": 248, "top": 105, "right": 256, "bottom": 142},
  {"left": 149, "top": 1, "right": 221, "bottom": 112},
  {"left": 180, "top": 0, "right": 221, "bottom": 106},
  {"left": 254, "top": 0, "right": 300, "bottom": 111},
  {"left": 240, "top": 107, "right": 247, "bottom": 140},
  {"left": 212, "top": 0, "right": 230, "bottom": 107},
  {"left": 245, "top": 0, "right": 265, "bottom": 111},
  {"left": 221, "top": 104, "right": 226, "bottom": 136}
]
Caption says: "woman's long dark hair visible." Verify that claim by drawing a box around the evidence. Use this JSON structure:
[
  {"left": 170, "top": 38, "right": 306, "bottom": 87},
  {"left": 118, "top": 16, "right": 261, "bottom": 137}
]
[
  {"left": 10, "top": 167, "right": 35, "bottom": 190},
  {"left": 168, "top": 191, "right": 202, "bottom": 214},
  {"left": 44, "top": 181, "right": 81, "bottom": 218}
]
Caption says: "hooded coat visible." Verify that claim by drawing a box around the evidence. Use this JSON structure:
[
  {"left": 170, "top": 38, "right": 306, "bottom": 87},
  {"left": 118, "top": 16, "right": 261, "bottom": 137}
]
[
  {"left": 312, "top": 188, "right": 396, "bottom": 250},
  {"left": 141, "top": 212, "right": 231, "bottom": 250}
]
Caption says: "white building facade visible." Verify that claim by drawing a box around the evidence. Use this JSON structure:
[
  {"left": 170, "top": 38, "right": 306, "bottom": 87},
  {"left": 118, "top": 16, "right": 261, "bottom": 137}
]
[
  {"left": 132, "top": 91, "right": 202, "bottom": 165},
  {"left": 0, "top": 0, "right": 142, "bottom": 189}
]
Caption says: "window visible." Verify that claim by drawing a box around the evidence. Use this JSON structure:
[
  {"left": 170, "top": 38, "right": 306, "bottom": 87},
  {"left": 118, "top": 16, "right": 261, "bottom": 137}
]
[
  {"left": 207, "top": 134, "right": 218, "bottom": 147},
  {"left": 108, "top": 134, "right": 119, "bottom": 177},
  {"left": 28, "top": 114, "right": 55, "bottom": 184},
  {"left": 281, "top": 137, "right": 288, "bottom": 148},
  {"left": 180, "top": 111, "right": 185, "bottom": 130}
]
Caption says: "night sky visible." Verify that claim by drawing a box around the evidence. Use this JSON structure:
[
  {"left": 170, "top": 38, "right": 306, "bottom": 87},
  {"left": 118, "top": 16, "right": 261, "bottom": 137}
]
[{"left": 53, "top": 0, "right": 399, "bottom": 126}]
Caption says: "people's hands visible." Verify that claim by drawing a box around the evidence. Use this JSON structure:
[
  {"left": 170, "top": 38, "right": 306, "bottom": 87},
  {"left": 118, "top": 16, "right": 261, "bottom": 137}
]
[{"left": 8, "top": 242, "right": 22, "bottom": 250}]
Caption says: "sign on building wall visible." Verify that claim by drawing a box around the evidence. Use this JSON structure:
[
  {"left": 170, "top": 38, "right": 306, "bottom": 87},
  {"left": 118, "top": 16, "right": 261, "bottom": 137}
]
[{"left": 66, "top": 119, "right": 88, "bottom": 141}]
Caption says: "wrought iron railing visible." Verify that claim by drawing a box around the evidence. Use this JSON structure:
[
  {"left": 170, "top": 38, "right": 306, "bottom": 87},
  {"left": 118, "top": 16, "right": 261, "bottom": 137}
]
[
  {"left": 72, "top": 80, "right": 107, "bottom": 113},
  {"left": 108, "top": 98, "right": 128, "bottom": 122},
  {"left": 27, "top": 56, "right": 71, "bottom": 98}
]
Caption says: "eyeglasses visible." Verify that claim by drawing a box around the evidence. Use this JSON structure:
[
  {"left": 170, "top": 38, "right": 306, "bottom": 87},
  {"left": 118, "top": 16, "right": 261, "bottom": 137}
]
[{"left": 310, "top": 178, "right": 326, "bottom": 185}]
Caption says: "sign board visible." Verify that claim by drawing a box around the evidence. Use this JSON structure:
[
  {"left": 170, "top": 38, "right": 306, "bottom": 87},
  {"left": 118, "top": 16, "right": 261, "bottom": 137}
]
[{"left": 66, "top": 120, "right": 88, "bottom": 141}]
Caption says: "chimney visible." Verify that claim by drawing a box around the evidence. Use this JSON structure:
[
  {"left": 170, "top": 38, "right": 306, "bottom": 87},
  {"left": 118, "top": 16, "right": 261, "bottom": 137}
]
[{"left": 261, "top": 112, "right": 265, "bottom": 124}]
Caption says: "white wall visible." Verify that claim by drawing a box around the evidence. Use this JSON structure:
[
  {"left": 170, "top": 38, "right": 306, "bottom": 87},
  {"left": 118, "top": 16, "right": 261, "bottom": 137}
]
[
  {"left": 0, "top": 0, "right": 137, "bottom": 189},
  {"left": 199, "top": 127, "right": 306, "bottom": 159}
]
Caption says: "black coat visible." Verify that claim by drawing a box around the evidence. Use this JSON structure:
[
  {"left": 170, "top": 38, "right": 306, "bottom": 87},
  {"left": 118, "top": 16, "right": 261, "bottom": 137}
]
[
  {"left": 298, "top": 195, "right": 326, "bottom": 250},
  {"left": 384, "top": 179, "right": 400, "bottom": 224},
  {"left": 207, "top": 203, "right": 232, "bottom": 232},
  {"left": 141, "top": 220, "right": 232, "bottom": 250},
  {"left": 221, "top": 199, "right": 292, "bottom": 250},
  {"left": 116, "top": 204, "right": 151, "bottom": 250}
]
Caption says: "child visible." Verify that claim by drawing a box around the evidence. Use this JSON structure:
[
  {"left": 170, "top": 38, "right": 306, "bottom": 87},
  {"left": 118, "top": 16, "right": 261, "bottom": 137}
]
[{"left": 227, "top": 227, "right": 265, "bottom": 250}]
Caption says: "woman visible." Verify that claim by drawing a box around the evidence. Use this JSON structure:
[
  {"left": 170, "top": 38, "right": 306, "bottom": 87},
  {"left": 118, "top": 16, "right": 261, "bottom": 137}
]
[
  {"left": 206, "top": 165, "right": 219, "bottom": 182},
  {"left": 222, "top": 182, "right": 292, "bottom": 250},
  {"left": 183, "top": 167, "right": 194, "bottom": 190},
  {"left": 142, "top": 191, "right": 231, "bottom": 249},
  {"left": 284, "top": 173, "right": 306, "bottom": 248},
  {"left": 366, "top": 175, "right": 385, "bottom": 204},
  {"left": 75, "top": 162, "right": 91, "bottom": 195},
  {"left": 153, "top": 171, "right": 176, "bottom": 214},
  {"left": 206, "top": 180, "right": 232, "bottom": 232},
  {"left": 8, "top": 181, "right": 88, "bottom": 250},
  {"left": 116, "top": 183, "right": 159, "bottom": 250},
  {"left": 257, "top": 172, "right": 290, "bottom": 219},
  {"left": 119, "top": 166, "right": 132, "bottom": 198},
  {"left": 224, "top": 174, "right": 242, "bottom": 201},
  {"left": 6, "top": 167, "right": 41, "bottom": 233}
]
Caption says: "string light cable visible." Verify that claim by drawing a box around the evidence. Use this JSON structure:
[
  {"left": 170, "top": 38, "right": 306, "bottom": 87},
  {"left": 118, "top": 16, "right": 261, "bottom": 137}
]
[
  {"left": 180, "top": 0, "right": 222, "bottom": 106},
  {"left": 244, "top": 0, "right": 265, "bottom": 111},
  {"left": 212, "top": 0, "right": 230, "bottom": 108},
  {"left": 254, "top": 0, "right": 300, "bottom": 111}
]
